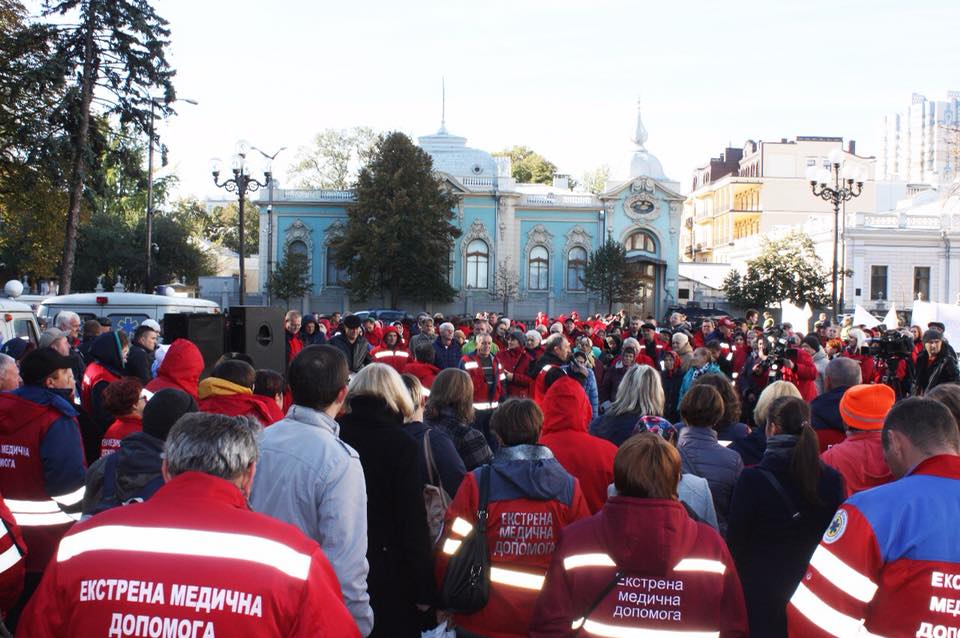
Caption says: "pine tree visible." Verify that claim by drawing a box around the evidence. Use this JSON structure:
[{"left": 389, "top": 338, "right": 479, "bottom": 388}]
[
  {"left": 268, "top": 248, "right": 313, "bottom": 310},
  {"left": 582, "top": 238, "right": 640, "bottom": 313},
  {"left": 331, "top": 131, "right": 460, "bottom": 308}
]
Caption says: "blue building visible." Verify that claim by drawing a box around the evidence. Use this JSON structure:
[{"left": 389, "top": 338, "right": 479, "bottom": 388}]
[{"left": 256, "top": 102, "right": 683, "bottom": 318}]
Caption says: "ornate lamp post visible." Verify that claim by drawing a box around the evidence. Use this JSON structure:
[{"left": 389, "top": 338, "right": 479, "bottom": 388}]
[
  {"left": 211, "top": 141, "right": 271, "bottom": 305},
  {"left": 145, "top": 97, "right": 197, "bottom": 293},
  {"left": 807, "top": 148, "right": 864, "bottom": 318},
  {"left": 251, "top": 145, "right": 286, "bottom": 306}
]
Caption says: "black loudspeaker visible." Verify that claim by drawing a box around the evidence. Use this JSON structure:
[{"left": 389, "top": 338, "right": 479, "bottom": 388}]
[
  {"left": 225, "top": 306, "right": 286, "bottom": 374},
  {"left": 162, "top": 313, "right": 225, "bottom": 379}
]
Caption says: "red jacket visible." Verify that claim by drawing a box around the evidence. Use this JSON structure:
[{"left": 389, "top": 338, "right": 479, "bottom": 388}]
[
  {"left": 146, "top": 339, "right": 204, "bottom": 400},
  {"left": 0, "top": 492, "right": 25, "bottom": 615},
  {"left": 821, "top": 431, "right": 893, "bottom": 498},
  {"left": 80, "top": 362, "right": 119, "bottom": 419},
  {"left": 842, "top": 352, "right": 875, "bottom": 388},
  {"left": 402, "top": 361, "right": 440, "bottom": 392},
  {"left": 790, "top": 347, "right": 818, "bottom": 401},
  {"left": 200, "top": 393, "right": 284, "bottom": 427},
  {"left": 436, "top": 454, "right": 590, "bottom": 638},
  {"left": 99, "top": 415, "right": 142, "bottom": 457},
  {"left": 788, "top": 455, "right": 960, "bottom": 638},
  {"left": 531, "top": 496, "right": 748, "bottom": 637},
  {"left": 369, "top": 345, "right": 410, "bottom": 372},
  {"left": 540, "top": 377, "right": 617, "bottom": 514},
  {"left": 496, "top": 346, "right": 533, "bottom": 398},
  {"left": 17, "top": 472, "right": 360, "bottom": 638},
  {"left": 460, "top": 353, "right": 504, "bottom": 409}
]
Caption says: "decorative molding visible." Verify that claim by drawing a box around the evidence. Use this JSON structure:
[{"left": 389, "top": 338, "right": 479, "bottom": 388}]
[
  {"left": 523, "top": 224, "right": 554, "bottom": 291},
  {"left": 563, "top": 225, "right": 592, "bottom": 293},
  {"left": 461, "top": 219, "right": 493, "bottom": 290},
  {"left": 284, "top": 218, "right": 315, "bottom": 291},
  {"left": 624, "top": 193, "right": 660, "bottom": 222},
  {"left": 321, "top": 220, "right": 346, "bottom": 288}
]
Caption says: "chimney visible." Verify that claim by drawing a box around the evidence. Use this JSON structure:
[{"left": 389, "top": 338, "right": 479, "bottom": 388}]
[{"left": 847, "top": 140, "right": 856, "bottom": 155}]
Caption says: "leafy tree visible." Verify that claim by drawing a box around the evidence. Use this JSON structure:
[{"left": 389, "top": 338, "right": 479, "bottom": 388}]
[
  {"left": 26, "top": 0, "right": 177, "bottom": 293},
  {"left": 331, "top": 131, "right": 461, "bottom": 308},
  {"left": 494, "top": 145, "right": 557, "bottom": 185},
  {"left": 267, "top": 247, "right": 313, "bottom": 310},
  {"left": 205, "top": 201, "right": 260, "bottom": 256},
  {"left": 489, "top": 258, "right": 520, "bottom": 316},
  {"left": 722, "top": 231, "right": 830, "bottom": 310},
  {"left": 582, "top": 238, "right": 641, "bottom": 313},
  {"left": 581, "top": 165, "right": 610, "bottom": 195},
  {"left": 288, "top": 127, "right": 377, "bottom": 190}
]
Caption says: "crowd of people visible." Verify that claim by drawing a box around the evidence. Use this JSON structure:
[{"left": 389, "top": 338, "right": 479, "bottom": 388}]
[{"left": 0, "top": 303, "right": 956, "bottom": 637}]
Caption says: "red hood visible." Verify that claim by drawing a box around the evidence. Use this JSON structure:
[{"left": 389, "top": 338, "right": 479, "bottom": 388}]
[
  {"left": 542, "top": 376, "right": 592, "bottom": 435},
  {"left": 0, "top": 394, "right": 60, "bottom": 435},
  {"left": 150, "top": 339, "right": 203, "bottom": 399},
  {"left": 600, "top": 496, "right": 700, "bottom": 573},
  {"left": 200, "top": 393, "right": 283, "bottom": 425}
]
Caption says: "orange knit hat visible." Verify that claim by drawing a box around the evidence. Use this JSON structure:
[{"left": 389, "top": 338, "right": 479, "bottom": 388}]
[{"left": 839, "top": 384, "right": 896, "bottom": 431}]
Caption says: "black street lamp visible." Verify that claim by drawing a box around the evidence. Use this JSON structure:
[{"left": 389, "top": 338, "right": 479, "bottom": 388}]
[
  {"left": 211, "top": 141, "right": 271, "bottom": 305},
  {"left": 808, "top": 148, "right": 864, "bottom": 319},
  {"left": 145, "top": 97, "right": 197, "bottom": 294}
]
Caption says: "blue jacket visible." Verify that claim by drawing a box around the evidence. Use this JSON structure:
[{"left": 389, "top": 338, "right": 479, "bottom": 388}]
[
  {"left": 677, "top": 425, "right": 743, "bottom": 536},
  {"left": 678, "top": 362, "right": 721, "bottom": 408},
  {"left": 13, "top": 385, "right": 86, "bottom": 500},
  {"left": 401, "top": 420, "right": 466, "bottom": 498},
  {"left": 810, "top": 385, "right": 848, "bottom": 434},
  {"left": 433, "top": 337, "right": 462, "bottom": 370}
]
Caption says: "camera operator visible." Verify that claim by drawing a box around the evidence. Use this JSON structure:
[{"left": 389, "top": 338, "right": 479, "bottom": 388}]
[
  {"left": 869, "top": 329, "right": 914, "bottom": 398},
  {"left": 915, "top": 329, "right": 959, "bottom": 396},
  {"left": 752, "top": 328, "right": 817, "bottom": 401}
]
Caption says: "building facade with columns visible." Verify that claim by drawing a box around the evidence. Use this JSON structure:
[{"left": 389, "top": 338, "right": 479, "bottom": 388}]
[{"left": 256, "top": 105, "right": 683, "bottom": 318}]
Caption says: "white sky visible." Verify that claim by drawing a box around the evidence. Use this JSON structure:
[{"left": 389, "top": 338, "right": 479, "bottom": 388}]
[{"left": 142, "top": 0, "right": 960, "bottom": 200}]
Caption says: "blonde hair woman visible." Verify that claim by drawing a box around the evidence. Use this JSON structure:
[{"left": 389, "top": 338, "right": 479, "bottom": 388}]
[
  {"left": 590, "top": 364, "right": 677, "bottom": 446},
  {"left": 337, "top": 363, "right": 435, "bottom": 637}
]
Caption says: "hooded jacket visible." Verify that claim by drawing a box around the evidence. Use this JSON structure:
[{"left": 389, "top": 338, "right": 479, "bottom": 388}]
[
  {"left": 80, "top": 332, "right": 126, "bottom": 448},
  {"left": 821, "top": 430, "right": 893, "bottom": 497},
  {"left": 436, "top": 447, "right": 591, "bottom": 638},
  {"left": 83, "top": 431, "right": 167, "bottom": 516},
  {"left": 401, "top": 361, "right": 440, "bottom": 391},
  {"left": 540, "top": 377, "right": 617, "bottom": 514},
  {"left": 369, "top": 327, "right": 410, "bottom": 372},
  {"left": 145, "top": 339, "right": 203, "bottom": 400},
  {"left": 198, "top": 377, "right": 284, "bottom": 426},
  {"left": 530, "top": 496, "right": 748, "bottom": 637}
]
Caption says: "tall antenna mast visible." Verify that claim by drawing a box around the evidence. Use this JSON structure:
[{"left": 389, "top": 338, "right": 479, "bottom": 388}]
[{"left": 440, "top": 76, "right": 447, "bottom": 134}]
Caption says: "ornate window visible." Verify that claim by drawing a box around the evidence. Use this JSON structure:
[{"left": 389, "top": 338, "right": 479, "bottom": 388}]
[
  {"left": 325, "top": 250, "right": 347, "bottom": 286},
  {"left": 465, "top": 239, "right": 489, "bottom": 289},
  {"left": 528, "top": 246, "right": 549, "bottom": 291},
  {"left": 567, "top": 246, "right": 587, "bottom": 290},
  {"left": 288, "top": 240, "right": 307, "bottom": 258},
  {"left": 626, "top": 230, "right": 657, "bottom": 254}
]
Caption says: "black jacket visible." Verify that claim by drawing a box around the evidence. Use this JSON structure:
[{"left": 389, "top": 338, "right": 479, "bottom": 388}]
[
  {"left": 329, "top": 333, "right": 371, "bottom": 372},
  {"left": 401, "top": 420, "right": 466, "bottom": 498},
  {"left": 915, "top": 348, "right": 960, "bottom": 395},
  {"left": 82, "top": 431, "right": 165, "bottom": 516},
  {"left": 338, "top": 397, "right": 435, "bottom": 637},
  {"left": 726, "top": 438, "right": 845, "bottom": 637},
  {"left": 810, "top": 385, "right": 849, "bottom": 434},
  {"left": 124, "top": 342, "right": 155, "bottom": 384}
]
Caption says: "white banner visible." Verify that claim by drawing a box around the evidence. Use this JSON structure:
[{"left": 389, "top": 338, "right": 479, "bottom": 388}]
[
  {"left": 780, "top": 300, "right": 813, "bottom": 334},
  {"left": 911, "top": 300, "right": 960, "bottom": 343},
  {"left": 853, "top": 305, "right": 881, "bottom": 329},
  {"left": 882, "top": 303, "right": 898, "bottom": 328}
]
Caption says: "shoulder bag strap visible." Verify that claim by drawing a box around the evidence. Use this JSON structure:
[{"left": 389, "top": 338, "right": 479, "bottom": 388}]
[
  {"left": 573, "top": 570, "right": 624, "bottom": 637},
  {"left": 757, "top": 467, "right": 801, "bottom": 520},
  {"left": 423, "top": 429, "right": 439, "bottom": 488},
  {"left": 476, "top": 465, "right": 492, "bottom": 533}
]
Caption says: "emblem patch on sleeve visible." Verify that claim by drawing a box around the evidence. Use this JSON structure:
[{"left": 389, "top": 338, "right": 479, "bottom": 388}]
[{"left": 823, "top": 509, "right": 848, "bottom": 544}]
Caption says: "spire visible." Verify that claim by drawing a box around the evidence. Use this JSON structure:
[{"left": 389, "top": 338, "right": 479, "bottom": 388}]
[
  {"left": 633, "top": 96, "right": 648, "bottom": 150},
  {"left": 438, "top": 77, "right": 448, "bottom": 135}
]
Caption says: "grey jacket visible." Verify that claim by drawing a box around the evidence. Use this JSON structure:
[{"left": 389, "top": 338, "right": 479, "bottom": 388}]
[
  {"left": 250, "top": 405, "right": 373, "bottom": 636},
  {"left": 606, "top": 473, "right": 717, "bottom": 530},
  {"left": 677, "top": 425, "right": 743, "bottom": 536},
  {"left": 811, "top": 348, "right": 829, "bottom": 395}
]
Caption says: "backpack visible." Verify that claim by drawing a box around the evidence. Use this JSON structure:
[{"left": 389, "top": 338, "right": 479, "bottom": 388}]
[{"left": 423, "top": 429, "right": 452, "bottom": 543}]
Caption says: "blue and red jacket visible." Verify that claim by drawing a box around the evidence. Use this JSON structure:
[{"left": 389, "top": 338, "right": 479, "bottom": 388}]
[
  {"left": 787, "top": 454, "right": 960, "bottom": 638},
  {"left": 436, "top": 446, "right": 590, "bottom": 638}
]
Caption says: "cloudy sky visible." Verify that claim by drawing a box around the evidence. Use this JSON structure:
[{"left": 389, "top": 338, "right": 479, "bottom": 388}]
[{"left": 141, "top": 0, "right": 959, "bottom": 199}]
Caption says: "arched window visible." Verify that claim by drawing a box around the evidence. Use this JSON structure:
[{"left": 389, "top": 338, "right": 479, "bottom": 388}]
[
  {"left": 626, "top": 231, "right": 657, "bottom": 254},
  {"left": 567, "top": 246, "right": 587, "bottom": 290},
  {"left": 288, "top": 240, "right": 307, "bottom": 258},
  {"left": 325, "top": 248, "right": 346, "bottom": 286},
  {"left": 528, "top": 246, "right": 549, "bottom": 291},
  {"left": 465, "top": 239, "right": 488, "bottom": 289}
]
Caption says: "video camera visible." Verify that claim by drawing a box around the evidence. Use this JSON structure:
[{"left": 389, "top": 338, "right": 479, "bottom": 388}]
[
  {"left": 868, "top": 330, "right": 913, "bottom": 359},
  {"left": 758, "top": 326, "right": 797, "bottom": 377}
]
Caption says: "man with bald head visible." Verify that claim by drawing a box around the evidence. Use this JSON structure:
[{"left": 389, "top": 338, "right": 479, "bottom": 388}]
[{"left": 809, "top": 357, "right": 862, "bottom": 452}]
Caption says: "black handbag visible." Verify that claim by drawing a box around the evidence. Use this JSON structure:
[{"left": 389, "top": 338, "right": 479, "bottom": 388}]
[{"left": 439, "top": 465, "right": 492, "bottom": 613}]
